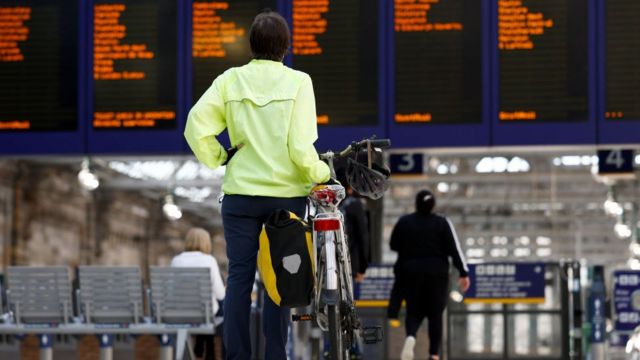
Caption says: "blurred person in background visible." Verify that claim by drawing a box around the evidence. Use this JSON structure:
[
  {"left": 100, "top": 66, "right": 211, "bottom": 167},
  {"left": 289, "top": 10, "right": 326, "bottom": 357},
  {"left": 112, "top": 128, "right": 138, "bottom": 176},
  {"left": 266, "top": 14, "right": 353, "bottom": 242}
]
[
  {"left": 388, "top": 190, "right": 470, "bottom": 360},
  {"left": 171, "top": 227, "right": 226, "bottom": 360},
  {"left": 337, "top": 169, "right": 370, "bottom": 284},
  {"left": 184, "top": 9, "right": 330, "bottom": 360}
]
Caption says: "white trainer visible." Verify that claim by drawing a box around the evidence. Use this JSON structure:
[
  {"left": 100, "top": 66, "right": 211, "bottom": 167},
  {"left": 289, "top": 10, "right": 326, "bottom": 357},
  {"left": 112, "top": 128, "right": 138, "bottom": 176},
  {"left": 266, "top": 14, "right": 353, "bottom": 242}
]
[{"left": 400, "top": 336, "right": 416, "bottom": 360}]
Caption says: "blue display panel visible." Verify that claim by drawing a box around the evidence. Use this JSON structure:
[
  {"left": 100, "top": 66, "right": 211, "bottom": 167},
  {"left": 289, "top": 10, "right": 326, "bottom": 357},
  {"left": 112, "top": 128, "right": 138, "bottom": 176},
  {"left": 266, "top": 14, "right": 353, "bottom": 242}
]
[
  {"left": 388, "top": 0, "right": 491, "bottom": 148},
  {"left": 611, "top": 270, "right": 640, "bottom": 346},
  {"left": 0, "top": 0, "right": 85, "bottom": 154},
  {"left": 286, "top": 0, "right": 387, "bottom": 152},
  {"left": 491, "top": 0, "right": 597, "bottom": 145},
  {"left": 597, "top": 0, "right": 640, "bottom": 144},
  {"left": 1, "top": 0, "right": 639, "bottom": 155},
  {"left": 86, "top": 0, "right": 186, "bottom": 154},
  {"left": 189, "top": 0, "right": 278, "bottom": 105},
  {"left": 465, "top": 263, "right": 546, "bottom": 304},
  {"left": 186, "top": 0, "right": 279, "bottom": 150}
]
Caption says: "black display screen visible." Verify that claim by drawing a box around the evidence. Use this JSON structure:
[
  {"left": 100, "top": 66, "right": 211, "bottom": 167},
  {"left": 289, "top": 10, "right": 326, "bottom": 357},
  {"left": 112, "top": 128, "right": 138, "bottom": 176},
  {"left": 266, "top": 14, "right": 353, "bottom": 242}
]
[
  {"left": 395, "top": 0, "right": 482, "bottom": 124},
  {"left": 192, "top": 0, "right": 276, "bottom": 103},
  {"left": 290, "top": 0, "right": 379, "bottom": 126},
  {"left": 0, "top": 0, "right": 77, "bottom": 131},
  {"left": 605, "top": 0, "right": 640, "bottom": 121},
  {"left": 498, "top": 0, "right": 588, "bottom": 122},
  {"left": 92, "top": 0, "right": 177, "bottom": 129}
]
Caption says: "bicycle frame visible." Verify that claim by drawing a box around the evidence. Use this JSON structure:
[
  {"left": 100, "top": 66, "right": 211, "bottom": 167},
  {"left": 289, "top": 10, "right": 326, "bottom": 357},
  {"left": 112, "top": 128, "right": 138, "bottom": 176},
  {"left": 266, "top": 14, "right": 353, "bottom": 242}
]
[
  {"left": 312, "top": 212, "right": 354, "bottom": 305},
  {"left": 305, "top": 138, "right": 389, "bottom": 359},
  {"left": 307, "top": 152, "right": 357, "bottom": 360}
]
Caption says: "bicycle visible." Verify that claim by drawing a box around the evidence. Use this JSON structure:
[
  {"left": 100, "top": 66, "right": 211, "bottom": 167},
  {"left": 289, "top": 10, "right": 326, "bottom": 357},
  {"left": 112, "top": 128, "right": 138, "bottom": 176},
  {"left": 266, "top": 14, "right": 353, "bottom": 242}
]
[{"left": 293, "top": 137, "right": 390, "bottom": 360}]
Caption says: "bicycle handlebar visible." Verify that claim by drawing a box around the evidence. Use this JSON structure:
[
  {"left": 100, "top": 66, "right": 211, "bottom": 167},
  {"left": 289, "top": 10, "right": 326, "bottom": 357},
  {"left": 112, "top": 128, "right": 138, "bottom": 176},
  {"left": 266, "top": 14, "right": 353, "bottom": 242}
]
[
  {"left": 368, "top": 139, "right": 391, "bottom": 148},
  {"left": 320, "top": 138, "right": 391, "bottom": 160}
]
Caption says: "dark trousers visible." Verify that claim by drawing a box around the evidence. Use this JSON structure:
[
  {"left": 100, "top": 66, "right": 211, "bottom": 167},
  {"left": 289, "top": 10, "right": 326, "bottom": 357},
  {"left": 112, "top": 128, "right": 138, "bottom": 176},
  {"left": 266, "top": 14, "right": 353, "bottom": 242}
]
[
  {"left": 194, "top": 324, "right": 224, "bottom": 360},
  {"left": 221, "top": 195, "right": 306, "bottom": 360},
  {"left": 387, "top": 262, "right": 404, "bottom": 319},
  {"left": 404, "top": 273, "right": 449, "bottom": 356},
  {"left": 194, "top": 335, "right": 214, "bottom": 360}
]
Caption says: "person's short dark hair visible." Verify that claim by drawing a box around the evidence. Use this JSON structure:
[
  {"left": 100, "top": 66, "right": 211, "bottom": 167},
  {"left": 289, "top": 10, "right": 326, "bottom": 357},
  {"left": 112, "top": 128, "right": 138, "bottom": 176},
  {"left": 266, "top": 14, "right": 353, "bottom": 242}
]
[
  {"left": 249, "top": 10, "right": 290, "bottom": 61},
  {"left": 416, "top": 190, "right": 436, "bottom": 214}
]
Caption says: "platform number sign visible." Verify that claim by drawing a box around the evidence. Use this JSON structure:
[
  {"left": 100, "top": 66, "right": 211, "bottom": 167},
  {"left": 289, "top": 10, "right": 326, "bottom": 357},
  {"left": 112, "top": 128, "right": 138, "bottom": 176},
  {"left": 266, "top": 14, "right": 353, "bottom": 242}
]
[
  {"left": 390, "top": 153, "right": 424, "bottom": 175},
  {"left": 598, "top": 150, "right": 634, "bottom": 174}
]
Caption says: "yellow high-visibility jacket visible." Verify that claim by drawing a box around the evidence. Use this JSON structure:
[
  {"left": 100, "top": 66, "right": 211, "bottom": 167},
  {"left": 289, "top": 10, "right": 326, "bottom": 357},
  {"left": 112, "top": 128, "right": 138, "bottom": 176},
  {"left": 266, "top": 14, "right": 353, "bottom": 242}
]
[{"left": 185, "top": 59, "right": 330, "bottom": 197}]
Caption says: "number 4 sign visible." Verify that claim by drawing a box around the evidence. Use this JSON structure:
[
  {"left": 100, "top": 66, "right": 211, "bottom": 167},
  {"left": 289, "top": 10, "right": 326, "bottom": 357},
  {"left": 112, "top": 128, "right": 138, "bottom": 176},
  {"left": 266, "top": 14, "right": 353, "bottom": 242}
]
[{"left": 598, "top": 150, "right": 634, "bottom": 175}]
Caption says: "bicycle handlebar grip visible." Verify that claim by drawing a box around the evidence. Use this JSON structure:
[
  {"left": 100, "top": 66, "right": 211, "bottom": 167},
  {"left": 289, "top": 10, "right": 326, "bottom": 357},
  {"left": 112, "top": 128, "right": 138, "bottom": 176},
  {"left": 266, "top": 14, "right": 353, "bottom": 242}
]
[{"left": 368, "top": 139, "right": 391, "bottom": 148}]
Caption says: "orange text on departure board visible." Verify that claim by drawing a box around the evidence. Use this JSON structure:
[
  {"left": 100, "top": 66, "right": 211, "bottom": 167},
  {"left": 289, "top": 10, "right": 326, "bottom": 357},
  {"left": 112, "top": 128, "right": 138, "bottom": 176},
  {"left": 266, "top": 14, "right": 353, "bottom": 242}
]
[
  {"left": 0, "top": 7, "right": 30, "bottom": 62},
  {"left": 93, "top": 4, "right": 154, "bottom": 80},
  {"left": 498, "top": 0, "right": 553, "bottom": 50},
  {"left": 499, "top": 111, "right": 536, "bottom": 121},
  {"left": 395, "top": 113, "right": 432, "bottom": 123},
  {"left": 0, "top": 121, "right": 30, "bottom": 129},
  {"left": 193, "top": 2, "right": 245, "bottom": 58},
  {"left": 394, "top": 0, "right": 463, "bottom": 33},
  {"left": 292, "top": 0, "right": 328, "bottom": 55},
  {"left": 605, "top": 111, "right": 624, "bottom": 119},
  {"left": 93, "top": 111, "right": 176, "bottom": 128},
  {"left": 317, "top": 115, "right": 329, "bottom": 124}
]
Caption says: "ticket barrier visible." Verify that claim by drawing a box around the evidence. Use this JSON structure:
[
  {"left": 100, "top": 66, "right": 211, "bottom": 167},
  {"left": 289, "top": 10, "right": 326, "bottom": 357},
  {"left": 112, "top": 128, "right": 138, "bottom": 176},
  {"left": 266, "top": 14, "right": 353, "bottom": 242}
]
[
  {"left": 0, "top": 266, "right": 221, "bottom": 360},
  {"left": 446, "top": 262, "right": 576, "bottom": 360}
]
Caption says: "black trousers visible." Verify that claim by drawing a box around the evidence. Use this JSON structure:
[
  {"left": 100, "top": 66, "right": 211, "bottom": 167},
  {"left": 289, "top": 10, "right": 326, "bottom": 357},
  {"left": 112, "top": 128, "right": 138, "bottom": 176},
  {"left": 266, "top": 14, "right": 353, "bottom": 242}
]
[
  {"left": 194, "top": 324, "right": 225, "bottom": 360},
  {"left": 194, "top": 335, "right": 214, "bottom": 360},
  {"left": 403, "top": 273, "right": 449, "bottom": 356},
  {"left": 387, "top": 271, "right": 404, "bottom": 319}
]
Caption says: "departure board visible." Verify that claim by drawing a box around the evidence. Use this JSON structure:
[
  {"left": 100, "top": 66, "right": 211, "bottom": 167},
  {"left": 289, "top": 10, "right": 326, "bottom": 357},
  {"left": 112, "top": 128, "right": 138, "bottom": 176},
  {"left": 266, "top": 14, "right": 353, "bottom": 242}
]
[
  {"left": 93, "top": 0, "right": 177, "bottom": 130},
  {"left": 498, "top": 0, "right": 588, "bottom": 122},
  {"left": 395, "top": 0, "right": 482, "bottom": 124},
  {"left": 605, "top": 1, "right": 640, "bottom": 121},
  {"left": 291, "top": 0, "right": 379, "bottom": 126},
  {"left": 0, "top": 0, "right": 77, "bottom": 131},
  {"left": 192, "top": 0, "right": 276, "bottom": 103}
]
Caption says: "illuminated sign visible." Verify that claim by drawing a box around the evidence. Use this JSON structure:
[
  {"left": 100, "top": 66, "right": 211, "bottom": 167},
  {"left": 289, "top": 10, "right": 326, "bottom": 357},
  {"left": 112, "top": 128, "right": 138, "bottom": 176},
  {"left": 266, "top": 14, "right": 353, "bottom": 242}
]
[
  {"left": 465, "top": 263, "right": 546, "bottom": 304},
  {"left": 191, "top": 0, "right": 276, "bottom": 103},
  {"left": 0, "top": 0, "right": 77, "bottom": 131},
  {"left": 605, "top": 1, "right": 640, "bottom": 121},
  {"left": 498, "top": 0, "right": 588, "bottom": 122},
  {"left": 291, "top": 0, "right": 379, "bottom": 126},
  {"left": 395, "top": 0, "right": 482, "bottom": 124},
  {"left": 92, "top": 0, "right": 177, "bottom": 130}
]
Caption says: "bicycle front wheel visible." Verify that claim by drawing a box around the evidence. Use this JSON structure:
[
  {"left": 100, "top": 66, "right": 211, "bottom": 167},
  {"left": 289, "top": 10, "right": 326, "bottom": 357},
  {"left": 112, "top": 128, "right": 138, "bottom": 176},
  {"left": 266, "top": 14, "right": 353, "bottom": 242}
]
[{"left": 328, "top": 303, "right": 344, "bottom": 360}]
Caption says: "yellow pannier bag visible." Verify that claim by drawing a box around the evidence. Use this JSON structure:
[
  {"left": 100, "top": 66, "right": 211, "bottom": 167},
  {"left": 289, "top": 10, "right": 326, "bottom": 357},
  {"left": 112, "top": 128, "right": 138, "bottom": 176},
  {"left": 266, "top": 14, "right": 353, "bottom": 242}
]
[{"left": 258, "top": 209, "right": 315, "bottom": 307}]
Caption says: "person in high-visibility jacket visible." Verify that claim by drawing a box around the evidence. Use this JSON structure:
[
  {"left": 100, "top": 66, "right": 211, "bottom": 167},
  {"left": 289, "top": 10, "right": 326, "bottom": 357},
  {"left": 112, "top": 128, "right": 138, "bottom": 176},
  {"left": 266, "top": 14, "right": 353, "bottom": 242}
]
[{"left": 184, "top": 10, "right": 329, "bottom": 360}]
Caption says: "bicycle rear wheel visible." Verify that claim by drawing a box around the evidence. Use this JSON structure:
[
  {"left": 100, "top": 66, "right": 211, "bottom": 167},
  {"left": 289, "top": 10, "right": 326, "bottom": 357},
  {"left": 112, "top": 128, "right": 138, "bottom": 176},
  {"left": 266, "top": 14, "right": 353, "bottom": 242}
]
[{"left": 328, "top": 303, "right": 344, "bottom": 360}]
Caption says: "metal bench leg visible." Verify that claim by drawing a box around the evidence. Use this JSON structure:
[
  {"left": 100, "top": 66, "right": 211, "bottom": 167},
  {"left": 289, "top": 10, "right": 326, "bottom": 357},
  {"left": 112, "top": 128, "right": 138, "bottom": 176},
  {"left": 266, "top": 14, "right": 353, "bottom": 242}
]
[
  {"left": 99, "top": 334, "right": 113, "bottom": 360},
  {"left": 159, "top": 334, "right": 173, "bottom": 360},
  {"left": 39, "top": 334, "right": 53, "bottom": 360},
  {"left": 175, "top": 329, "right": 188, "bottom": 360}
]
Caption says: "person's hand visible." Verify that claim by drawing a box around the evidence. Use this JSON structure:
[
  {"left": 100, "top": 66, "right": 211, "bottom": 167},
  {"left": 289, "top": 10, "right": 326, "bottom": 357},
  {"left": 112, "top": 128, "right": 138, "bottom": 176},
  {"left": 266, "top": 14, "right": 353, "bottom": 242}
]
[
  {"left": 355, "top": 273, "right": 365, "bottom": 283},
  {"left": 222, "top": 143, "right": 243, "bottom": 166},
  {"left": 458, "top": 276, "right": 470, "bottom": 293}
]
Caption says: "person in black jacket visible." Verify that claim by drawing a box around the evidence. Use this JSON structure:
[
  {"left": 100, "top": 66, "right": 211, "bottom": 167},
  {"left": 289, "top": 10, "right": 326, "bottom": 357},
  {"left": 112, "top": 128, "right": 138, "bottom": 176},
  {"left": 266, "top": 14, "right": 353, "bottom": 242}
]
[
  {"left": 388, "top": 190, "right": 470, "bottom": 360},
  {"left": 340, "top": 189, "right": 370, "bottom": 282},
  {"left": 336, "top": 165, "right": 370, "bottom": 282}
]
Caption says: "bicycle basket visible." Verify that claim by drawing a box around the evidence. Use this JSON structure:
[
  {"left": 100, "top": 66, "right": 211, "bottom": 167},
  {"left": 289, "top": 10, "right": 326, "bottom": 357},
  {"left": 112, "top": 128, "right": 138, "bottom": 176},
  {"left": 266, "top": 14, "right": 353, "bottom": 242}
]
[{"left": 345, "top": 147, "right": 390, "bottom": 200}]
